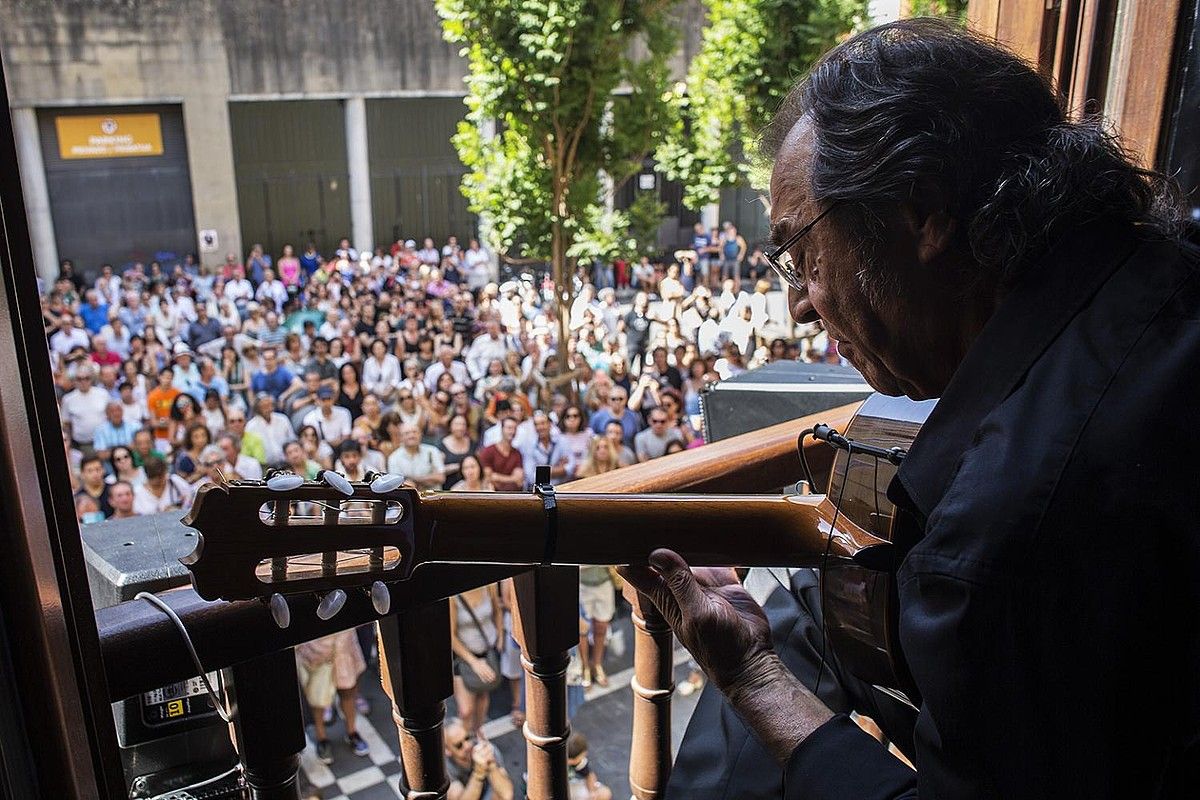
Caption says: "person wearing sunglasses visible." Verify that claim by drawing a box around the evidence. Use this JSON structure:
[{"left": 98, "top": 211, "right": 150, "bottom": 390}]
[
  {"left": 623, "top": 17, "right": 1197, "bottom": 800},
  {"left": 426, "top": 718, "right": 513, "bottom": 800}
]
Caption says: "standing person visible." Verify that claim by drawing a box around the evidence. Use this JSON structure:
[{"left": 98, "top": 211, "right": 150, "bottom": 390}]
[
  {"left": 634, "top": 409, "right": 684, "bottom": 462},
  {"left": 245, "top": 394, "right": 294, "bottom": 466},
  {"left": 448, "top": 584, "right": 505, "bottom": 734},
  {"left": 719, "top": 222, "right": 747, "bottom": 290},
  {"left": 145, "top": 367, "right": 182, "bottom": 451},
  {"left": 556, "top": 405, "right": 593, "bottom": 474},
  {"left": 449, "top": 453, "right": 491, "bottom": 492},
  {"left": 578, "top": 563, "right": 616, "bottom": 689},
  {"left": 386, "top": 423, "right": 445, "bottom": 489},
  {"left": 302, "top": 386, "right": 353, "bottom": 449},
  {"left": 296, "top": 631, "right": 371, "bottom": 765},
  {"left": 106, "top": 445, "right": 146, "bottom": 488},
  {"left": 362, "top": 339, "right": 401, "bottom": 406},
  {"left": 132, "top": 456, "right": 193, "bottom": 515},
  {"left": 575, "top": 436, "right": 621, "bottom": 478},
  {"left": 521, "top": 411, "right": 571, "bottom": 488},
  {"left": 476, "top": 417, "right": 524, "bottom": 492},
  {"left": 620, "top": 292, "right": 653, "bottom": 375},
  {"left": 439, "top": 414, "right": 475, "bottom": 490},
  {"left": 587, "top": 386, "right": 639, "bottom": 447},
  {"left": 74, "top": 455, "right": 113, "bottom": 519},
  {"left": 61, "top": 366, "right": 116, "bottom": 451},
  {"left": 107, "top": 481, "right": 137, "bottom": 519}
]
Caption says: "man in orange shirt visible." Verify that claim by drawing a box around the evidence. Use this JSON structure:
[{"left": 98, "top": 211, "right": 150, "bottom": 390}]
[{"left": 145, "top": 367, "right": 180, "bottom": 447}]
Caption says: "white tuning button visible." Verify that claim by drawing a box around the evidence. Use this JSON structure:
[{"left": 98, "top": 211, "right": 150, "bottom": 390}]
[
  {"left": 318, "top": 470, "right": 354, "bottom": 497},
  {"left": 316, "top": 589, "right": 347, "bottom": 621},
  {"left": 266, "top": 472, "right": 304, "bottom": 492},
  {"left": 369, "top": 473, "right": 405, "bottom": 494},
  {"left": 370, "top": 581, "right": 391, "bottom": 615},
  {"left": 268, "top": 593, "right": 291, "bottom": 629}
]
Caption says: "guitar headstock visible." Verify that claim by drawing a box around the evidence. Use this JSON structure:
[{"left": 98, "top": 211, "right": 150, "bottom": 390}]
[{"left": 181, "top": 473, "right": 421, "bottom": 613}]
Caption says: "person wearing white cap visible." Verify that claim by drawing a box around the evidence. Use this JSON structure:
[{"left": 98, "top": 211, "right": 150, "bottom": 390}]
[{"left": 171, "top": 342, "right": 201, "bottom": 397}]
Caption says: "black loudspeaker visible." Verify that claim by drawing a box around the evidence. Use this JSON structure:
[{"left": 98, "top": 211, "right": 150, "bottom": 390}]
[
  {"left": 81, "top": 513, "right": 242, "bottom": 799},
  {"left": 701, "top": 361, "right": 872, "bottom": 443}
]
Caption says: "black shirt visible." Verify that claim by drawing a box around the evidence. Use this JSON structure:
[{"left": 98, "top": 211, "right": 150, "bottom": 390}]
[
  {"left": 786, "top": 220, "right": 1200, "bottom": 798},
  {"left": 624, "top": 310, "right": 651, "bottom": 356}
]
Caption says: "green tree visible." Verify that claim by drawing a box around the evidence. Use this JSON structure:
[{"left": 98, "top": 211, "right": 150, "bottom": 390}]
[
  {"left": 906, "top": 0, "right": 968, "bottom": 22},
  {"left": 437, "top": 0, "right": 679, "bottom": 357},
  {"left": 656, "top": 0, "right": 868, "bottom": 210}
]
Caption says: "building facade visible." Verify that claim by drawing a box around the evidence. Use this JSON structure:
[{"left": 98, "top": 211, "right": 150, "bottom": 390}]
[{"left": 1, "top": 0, "right": 714, "bottom": 283}]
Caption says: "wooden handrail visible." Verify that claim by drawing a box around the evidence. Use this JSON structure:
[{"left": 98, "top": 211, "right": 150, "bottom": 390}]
[{"left": 95, "top": 402, "right": 856, "bottom": 702}]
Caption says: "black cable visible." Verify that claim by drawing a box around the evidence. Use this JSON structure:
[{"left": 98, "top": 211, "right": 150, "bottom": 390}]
[
  {"left": 813, "top": 440, "right": 854, "bottom": 698},
  {"left": 796, "top": 428, "right": 816, "bottom": 493},
  {"left": 135, "top": 591, "right": 233, "bottom": 724}
]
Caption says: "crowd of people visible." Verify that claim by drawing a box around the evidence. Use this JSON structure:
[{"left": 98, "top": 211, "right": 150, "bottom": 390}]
[{"left": 45, "top": 228, "right": 816, "bottom": 777}]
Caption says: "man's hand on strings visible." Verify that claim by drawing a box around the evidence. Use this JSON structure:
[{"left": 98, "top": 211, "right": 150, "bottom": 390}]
[
  {"left": 618, "top": 549, "right": 773, "bottom": 694},
  {"left": 619, "top": 549, "right": 836, "bottom": 764}
]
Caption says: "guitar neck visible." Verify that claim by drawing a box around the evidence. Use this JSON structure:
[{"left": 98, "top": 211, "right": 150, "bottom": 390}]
[{"left": 414, "top": 490, "right": 886, "bottom": 570}]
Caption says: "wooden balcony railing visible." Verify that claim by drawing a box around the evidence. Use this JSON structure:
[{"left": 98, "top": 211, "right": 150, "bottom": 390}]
[{"left": 94, "top": 402, "right": 857, "bottom": 799}]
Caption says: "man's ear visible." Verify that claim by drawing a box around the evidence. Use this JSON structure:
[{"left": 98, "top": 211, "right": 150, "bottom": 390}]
[{"left": 897, "top": 198, "right": 958, "bottom": 267}]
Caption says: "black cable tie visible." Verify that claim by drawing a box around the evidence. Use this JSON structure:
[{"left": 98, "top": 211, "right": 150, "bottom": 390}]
[{"left": 534, "top": 464, "right": 558, "bottom": 564}]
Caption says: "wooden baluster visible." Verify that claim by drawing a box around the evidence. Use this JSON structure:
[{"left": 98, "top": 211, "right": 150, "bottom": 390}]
[
  {"left": 512, "top": 566, "right": 579, "bottom": 800},
  {"left": 227, "top": 648, "right": 305, "bottom": 799},
  {"left": 625, "top": 584, "right": 675, "bottom": 800},
  {"left": 379, "top": 600, "right": 453, "bottom": 800}
]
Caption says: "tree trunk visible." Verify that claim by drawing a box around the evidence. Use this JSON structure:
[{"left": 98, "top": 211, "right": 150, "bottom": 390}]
[{"left": 550, "top": 171, "right": 576, "bottom": 404}]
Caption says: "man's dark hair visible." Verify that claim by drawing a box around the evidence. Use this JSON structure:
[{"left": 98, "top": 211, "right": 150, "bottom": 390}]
[
  {"left": 80, "top": 454, "right": 102, "bottom": 471},
  {"left": 143, "top": 455, "right": 167, "bottom": 480},
  {"left": 338, "top": 439, "right": 361, "bottom": 457},
  {"left": 762, "top": 18, "right": 1183, "bottom": 295}
]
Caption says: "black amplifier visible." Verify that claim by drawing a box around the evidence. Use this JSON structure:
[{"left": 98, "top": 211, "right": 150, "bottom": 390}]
[
  {"left": 701, "top": 360, "right": 872, "bottom": 443},
  {"left": 81, "top": 513, "right": 241, "bottom": 798}
]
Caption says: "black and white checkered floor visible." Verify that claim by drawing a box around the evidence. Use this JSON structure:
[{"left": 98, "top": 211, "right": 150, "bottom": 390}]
[{"left": 300, "top": 616, "right": 699, "bottom": 800}]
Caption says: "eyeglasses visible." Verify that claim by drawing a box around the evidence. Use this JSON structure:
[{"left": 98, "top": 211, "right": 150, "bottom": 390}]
[
  {"left": 764, "top": 202, "right": 840, "bottom": 292},
  {"left": 650, "top": 417, "right": 667, "bottom": 424},
  {"left": 564, "top": 412, "right": 581, "bottom": 418},
  {"left": 115, "top": 453, "right": 132, "bottom": 461}
]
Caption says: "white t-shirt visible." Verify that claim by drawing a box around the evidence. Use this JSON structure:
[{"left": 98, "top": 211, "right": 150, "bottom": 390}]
[
  {"left": 132, "top": 475, "right": 194, "bottom": 515},
  {"left": 60, "top": 386, "right": 112, "bottom": 443},
  {"left": 245, "top": 412, "right": 296, "bottom": 464},
  {"left": 386, "top": 444, "right": 445, "bottom": 483},
  {"left": 302, "top": 406, "right": 353, "bottom": 444}
]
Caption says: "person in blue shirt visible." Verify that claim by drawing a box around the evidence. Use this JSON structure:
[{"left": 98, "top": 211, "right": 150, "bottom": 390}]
[
  {"left": 587, "top": 385, "right": 640, "bottom": 447},
  {"left": 250, "top": 346, "right": 300, "bottom": 404},
  {"left": 79, "top": 289, "right": 109, "bottom": 334},
  {"left": 91, "top": 401, "right": 140, "bottom": 463}
]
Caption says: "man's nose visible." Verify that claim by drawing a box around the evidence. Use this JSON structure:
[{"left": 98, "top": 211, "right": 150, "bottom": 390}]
[{"left": 787, "top": 284, "right": 819, "bottom": 325}]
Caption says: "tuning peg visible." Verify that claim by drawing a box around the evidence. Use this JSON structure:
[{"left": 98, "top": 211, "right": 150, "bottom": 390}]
[
  {"left": 317, "top": 469, "right": 354, "bottom": 497},
  {"left": 364, "top": 470, "right": 405, "bottom": 494},
  {"left": 265, "top": 469, "right": 304, "bottom": 492},
  {"left": 316, "top": 588, "right": 347, "bottom": 621},
  {"left": 369, "top": 580, "right": 391, "bottom": 615},
  {"left": 268, "top": 593, "right": 291, "bottom": 629}
]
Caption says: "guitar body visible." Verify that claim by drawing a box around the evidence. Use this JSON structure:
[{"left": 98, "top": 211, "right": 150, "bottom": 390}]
[{"left": 820, "top": 393, "right": 935, "bottom": 704}]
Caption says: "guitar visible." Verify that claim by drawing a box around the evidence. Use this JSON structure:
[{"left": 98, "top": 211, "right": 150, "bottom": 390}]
[{"left": 181, "top": 393, "right": 932, "bottom": 700}]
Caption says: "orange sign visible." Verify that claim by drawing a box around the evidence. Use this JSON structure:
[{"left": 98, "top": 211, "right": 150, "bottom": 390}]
[{"left": 55, "top": 113, "right": 164, "bottom": 159}]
